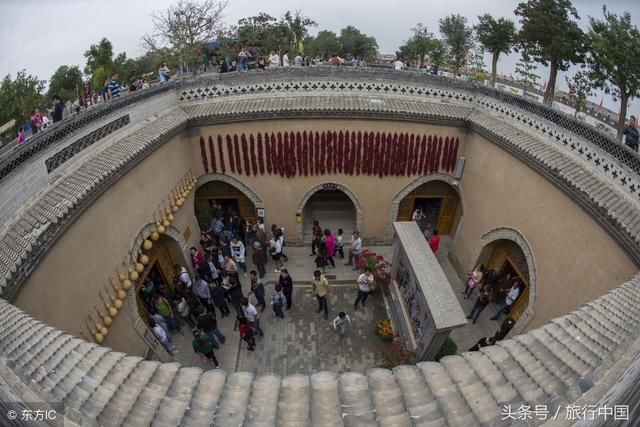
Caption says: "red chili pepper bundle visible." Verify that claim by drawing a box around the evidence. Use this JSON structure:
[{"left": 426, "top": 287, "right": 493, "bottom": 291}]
[
  {"left": 326, "top": 131, "right": 334, "bottom": 174},
  {"left": 375, "top": 132, "right": 383, "bottom": 178},
  {"left": 314, "top": 132, "right": 320, "bottom": 175},
  {"left": 303, "top": 131, "right": 309, "bottom": 176},
  {"left": 234, "top": 134, "right": 243, "bottom": 175},
  {"left": 443, "top": 137, "right": 451, "bottom": 172},
  {"left": 355, "top": 131, "right": 362, "bottom": 175},
  {"left": 218, "top": 135, "right": 226, "bottom": 173},
  {"left": 349, "top": 131, "right": 357, "bottom": 175},
  {"left": 412, "top": 134, "right": 420, "bottom": 175},
  {"left": 451, "top": 137, "right": 459, "bottom": 173},
  {"left": 309, "top": 131, "right": 315, "bottom": 175},
  {"left": 361, "top": 132, "right": 368, "bottom": 175},
  {"left": 426, "top": 135, "right": 433, "bottom": 174},
  {"left": 385, "top": 132, "right": 393, "bottom": 177},
  {"left": 265, "top": 133, "right": 272, "bottom": 174},
  {"left": 257, "top": 133, "right": 265, "bottom": 175},
  {"left": 208, "top": 136, "right": 216, "bottom": 174},
  {"left": 226, "top": 135, "right": 235, "bottom": 173},
  {"left": 241, "top": 134, "right": 250, "bottom": 176},
  {"left": 296, "top": 132, "right": 303, "bottom": 176},
  {"left": 418, "top": 135, "right": 427, "bottom": 175},
  {"left": 436, "top": 136, "right": 443, "bottom": 172},
  {"left": 277, "top": 132, "right": 284, "bottom": 177},
  {"left": 199, "top": 136, "right": 209, "bottom": 174},
  {"left": 249, "top": 134, "right": 258, "bottom": 176}
]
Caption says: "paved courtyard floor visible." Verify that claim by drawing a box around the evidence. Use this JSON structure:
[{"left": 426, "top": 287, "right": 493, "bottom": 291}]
[{"left": 172, "top": 237, "right": 498, "bottom": 373}]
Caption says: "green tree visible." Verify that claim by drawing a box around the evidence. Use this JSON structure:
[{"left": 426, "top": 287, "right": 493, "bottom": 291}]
[
  {"left": 428, "top": 39, "right": 448, "bottom": 68},
  {"left": 235, "top": 13, "right": 289, "bottom": 55},
  {"left": 91, "top": 67, "right": 110, "bottom": 91},
  {"left": 47, "top": 65, "right": 83, "bottom": 103},
  {"left": 306, "top": 30, "right": 340, "bottom": 59},
  {"left": 439, "top": 14, "right": 473, "bottom": 75},
  {"left": 143, "top": 0, "right": 228, "bottom": 73},
  {"left": 281, "top": 10, "right": 317, "bottom": 54},
  {"left": 475, "top": 14, "right": 517, "bottom": 87},
  {"left": 515, "top": 49, "right": 540, "bottom": 97},
  {"left": 84, "top": 38, "right": 114, "bottom": 77},
  {"left": 397, "top": 23, "right": 436, "bottom": 68},
  {"left": 0, "top": 71, "right": 45, "bottom": 132},
  {"left": 338, "top": 26, "right": 378, "bottom": 60},
  {"left": 515, "top": 0, "right": 586, "bottom": 106},
  {"left": 565, "top": 70, "right": 595, "bottom": 118},
  {"left": 587, "top": 7, "right": 640, "bottom": 142}
]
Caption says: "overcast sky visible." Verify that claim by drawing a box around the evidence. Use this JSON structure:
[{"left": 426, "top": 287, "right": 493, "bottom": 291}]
[{"left": 1, "top": 0, "right": 638, "bottom": 114}]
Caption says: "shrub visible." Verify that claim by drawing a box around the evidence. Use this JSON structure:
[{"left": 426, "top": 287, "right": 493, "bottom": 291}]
[
  {"left": 378, "top": 341, "right": 415, "bottom": 369},
  {"left": 435, "top": 336, "right": 457, "bottom": 361}
]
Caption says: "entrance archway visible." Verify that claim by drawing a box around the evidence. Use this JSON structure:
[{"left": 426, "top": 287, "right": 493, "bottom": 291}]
[
  {"left": 194, "top": 174, "right": 264, "bottom": 231},
  {"left": 388, "top": 175, "right": 463, "bottom": 241},
  {"left": 471, "top": 227, "right": 536, "bottom": 335},
  {"left": 297, "top": 184, "right": 362, "bottom": 244}
]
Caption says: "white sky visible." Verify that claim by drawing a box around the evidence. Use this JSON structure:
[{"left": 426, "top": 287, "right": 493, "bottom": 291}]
[{"left": 1, "top": 0, "right": 638, "bottom": 114}]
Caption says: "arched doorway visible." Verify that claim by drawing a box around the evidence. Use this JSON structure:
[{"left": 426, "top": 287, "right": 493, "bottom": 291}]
[
  {"left": 135, "top": 234, "right": 189, "bottom": 326},
  {"left": 471, "top": 228, "right": 536, "bottom": 335},
  {"left": 298, "top": 184, "right": 361, "bottom": 244},
  {"left": 194, "top": 179, "right": 258, "bottom": 231},
  {"left": 395, "top": 179, "right": 461, "bottom": 236}
]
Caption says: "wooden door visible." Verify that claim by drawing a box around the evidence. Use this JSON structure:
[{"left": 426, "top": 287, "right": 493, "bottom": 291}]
[{"left": 136, "top": 240, "right": 176, "bottom": 326}]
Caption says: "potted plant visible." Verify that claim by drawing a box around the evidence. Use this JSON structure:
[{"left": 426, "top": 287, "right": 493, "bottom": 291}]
[
  {"left": 376, "top": 318, "right": 394, "bottom": 342},
  {"left": 355, "top": 250, "right": 392, "bottom": 296}
]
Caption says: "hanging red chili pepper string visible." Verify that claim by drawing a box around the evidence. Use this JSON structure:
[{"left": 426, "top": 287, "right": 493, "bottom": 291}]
[
  {"left": 249, "top": 134, "right": 258, "bottom": 176},
  {"left": 226, "top": 135, "right": 235, "bottom": 173},
  {"left": 257, "top": 133, "right": 265, "bottom": 175},
  {"left": 241, "top": 134, "right": 251, "bottom": 176},
  {"left": 199, "top": 136, "right": 209, "bottom": 174},
  {"left": 217, "top": 135, "right": 226, "bottom": 174},
  {"left": 208, "top": 136, "right": 216, "bottom": 174}
]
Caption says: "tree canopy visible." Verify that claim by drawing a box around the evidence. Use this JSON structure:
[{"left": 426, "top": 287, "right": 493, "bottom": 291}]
[
  {"left": 439, "top": 14, "right": 473, "bottom": 75},
  {"left": 587, "top": 6, "right": 640, "bottom": 141},
  {"left": 337, "top": 26, "right": 378, "bottom": 60},
  {"left": 475, "top": 14, "right": 516, "bottom": 87},
  {"left": 306, "top": 30, "right": 340, "bottom": 59},
  {"left": 515, "top": 0, "right": 586, "bottom": 105},
  {"left": 47, "top": 66, "right": 83, "bottom": 103},
  {"left": 0, "top": 71, "right": 45, "bottom": 133},
  {"left": 565, "top": 70, "right": 595, "bottom": 117},
  {"left": 397, "top": 24, "right": 436, "bottom": 68}
]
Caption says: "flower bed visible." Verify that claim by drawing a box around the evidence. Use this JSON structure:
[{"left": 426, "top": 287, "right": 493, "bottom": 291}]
[{"left": 355, "top": 249, "right": 392, "bottom": 296}]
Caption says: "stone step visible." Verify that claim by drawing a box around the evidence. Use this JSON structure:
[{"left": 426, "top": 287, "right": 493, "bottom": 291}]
[
  {"left": 124, "top": 362, "right": 180, "bottom": 426},
  {"left": 339, "top": 372, "right": 376, "bottom": 425},
  {"left": 242, "top": 373, "right": 281, "bottom": 427},
  {"left": 214, "top": 371, "right": 254, "bottom": 426},
  {"left": 310, "top": 372, "right": 342, "bottom": 427}
]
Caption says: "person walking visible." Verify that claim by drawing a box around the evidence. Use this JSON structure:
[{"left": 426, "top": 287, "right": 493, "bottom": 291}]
[
  {"left": 624, "top": 115, "right": 639, "bottom": 152},
  {"left": 159, "top": 62, "right": 171, "bottom": 83},
  {"left": 429, "top": 229, "right": 440, "bottom": 253},
  {"left": 249, "top": 271, "right": 266, "bottom": 312},
  {"left": 241, "top": 297, "right": 264, "bottom": 336},
  {"left": 332, "top": 312, "right": 352, "bottom": 337},
  {"left": 323, "top": 229, "right": 336, "bottom": 268},
  {"left": 151, "top": 319, "right": 177, "bottom": 355},
  {"left": 310, "top": 220, "right": 323, "bottom": 256},
  {"left": 469, "top": 336, "right": 496, "bottom": 351},
  {"left": 209, "top": 281, "right": 231, "bottom": 318},
  {"left": 490, "top": 281, "right": 521, "bottom": 321},
  {"left": 230, "top": 236, "right": 248, "bottom": 277},
  {"left": 271, "top": 229, "right": 286, "bottom": 273},
  {"left": 279, "top": 269, "right": 293, "bottom": 310},
  {"left": 51, "top": 95, "right": 64, "bottom": 123},
  {"left": 107, "top": 72, "right": 121, "bottom": 98},
  {"left": 463, "top": 264, "right": 485, "bottom": 299},
  {"left": 152, "top": 294, "right": 182, "bottom": 334},
  {"left": 252, "top": 242, "right": 267, "bottom": 278},
  {"left": 268, "top": 50, "right": 280, "bottom": 68},
  {"left": 192, "top": 329, "right": 220, "bottom": 368},
  {"left": 193, "top": 275, "right": 216, "bottom": 314},
  {"left": 311, "top": 270, "right": 330, "bottom": 320},
  {"left": 174, "top": 294, "right": 196, "bottom": 328},
  {"left": 175, "top": 264, "right": 192, "bottom": 289},
  {"left": 345, "top": 231, "right": 362, "bottom": 267},
  {"left": 335, "top": 229, "right": 345, "bottom": 259},
  {"left": 467, "top": 285, "right": 492, "bottom": 324},
  {"left": 238, "top": 316, "right": 256, "bottom": 351},
  {"left": 272, "top": 283, "right": 285, "bottom": 319},
  {"left": 195, "top": 306, "right": 226, "bottom": 348},
  {"left": 191, "top": 247, "right": 207, "bottom": 279},
  {"left": 354, "top": 267, "right": 374, "bottom": 310}
]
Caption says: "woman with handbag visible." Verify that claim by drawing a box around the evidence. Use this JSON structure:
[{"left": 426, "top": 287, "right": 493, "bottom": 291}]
[
  {"left": 354, "top": 267, "right": 374, "bottom": 309},
  {"left": 463, "top": 264, "right": 485, "bottom": 299},
  {"left": 192, "top": 329, "right": 220, "bottom": 368},
  {"left": 270, "top": 229, "right": 286, "bottom": 273}
]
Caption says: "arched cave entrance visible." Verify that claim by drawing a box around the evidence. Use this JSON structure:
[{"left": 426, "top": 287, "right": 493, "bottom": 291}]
[
  {"left": 194, "top": 180, "right": 258, "bottom": 232},
  {"left": 302, "top": 187, "right": 357, "bottom": 244},
  {"left": 396, "top": 180, "right": 461, "bottom": 236},
  {"left": 474, "top": 238, "right": 531, "bottom": 328},
  {"left": 136, "top": 234, "right": 189, "bottom": 327}
]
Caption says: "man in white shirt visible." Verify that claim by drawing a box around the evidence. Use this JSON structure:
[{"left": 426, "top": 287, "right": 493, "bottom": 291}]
[
  {"left": 332, "top": 312, "right": 352, "bottom": 337},
  {"left": 241, "top": 297, "right": 264, "bottom": 336},
  {"left": 230, "top": 236, "right": 247, "bottom": 276},
  {"left": 345, "top": 230, "right": 362, "bottom": 267},
  {"left": 354, "top": 267, "right": 374, "bottom": 309},
  {"left": 294, "top": 53, "right": 303, "bottom": 67},
  {"left": 490, "top": 281, "right": 521, "bottom": 321},
  {"left": 269, "top": 50, "right": 280, "bottom": 68},
  {"left": 394, "top": 59, "right": 404, "bottom": 71},
  {"left": 175, "top": 264, "right": 192, "bottom": 288},
  {"left": 282, "top": 51, "right": 290, "bottom": 67},
  {"left": 151, "top": 319, "right": 176, "bottom": 355}
]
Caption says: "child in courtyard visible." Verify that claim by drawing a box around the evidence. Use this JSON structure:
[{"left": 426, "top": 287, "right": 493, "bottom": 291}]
[{"left": 332, "top": 311, "right": 352, "bottom": 337}]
